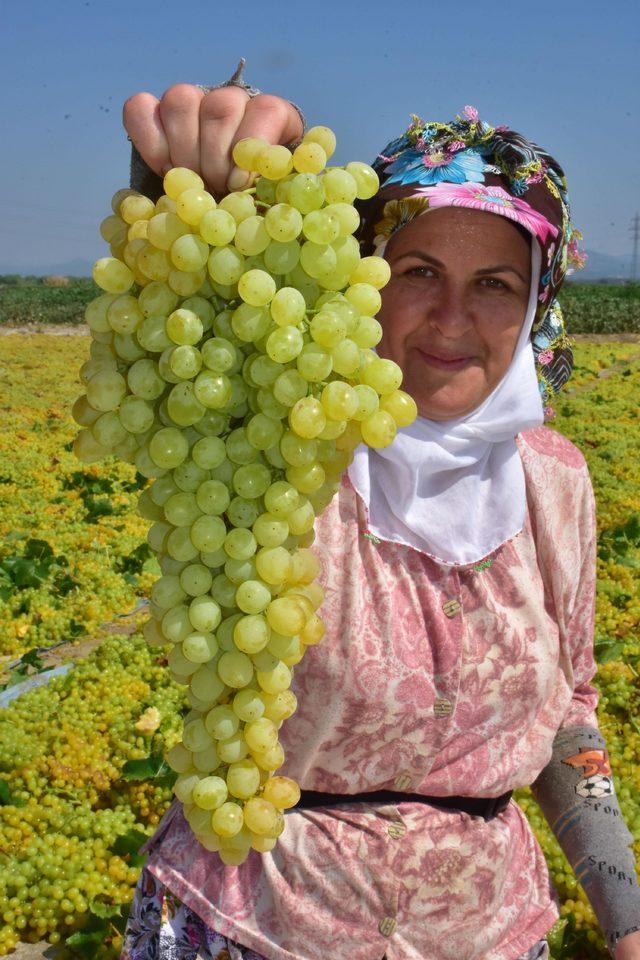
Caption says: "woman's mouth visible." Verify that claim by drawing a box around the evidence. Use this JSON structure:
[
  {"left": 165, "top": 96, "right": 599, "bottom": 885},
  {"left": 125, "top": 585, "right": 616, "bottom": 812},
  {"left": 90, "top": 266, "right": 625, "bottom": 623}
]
[{"left": 418, "top": 349, "right": 474, "bottom": 371}]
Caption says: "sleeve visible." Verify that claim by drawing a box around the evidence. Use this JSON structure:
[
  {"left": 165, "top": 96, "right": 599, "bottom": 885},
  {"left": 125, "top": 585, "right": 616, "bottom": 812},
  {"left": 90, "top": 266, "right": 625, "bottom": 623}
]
[
  {"left": 558, "top": 462, "right": 600, "bottom": 732},
  {"left": 128, "top": 60, "right": 306, "bottom": 197},
  {"left": 531, "top": 724, "right": 640, "bottom": 957}
]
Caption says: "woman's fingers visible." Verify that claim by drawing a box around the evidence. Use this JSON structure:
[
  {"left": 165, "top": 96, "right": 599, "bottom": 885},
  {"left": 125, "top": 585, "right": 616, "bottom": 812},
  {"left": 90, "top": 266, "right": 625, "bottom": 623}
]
[
  {"left": 228, "top": 94, "right": 304, "bottom": 190},
  {"left": 122, "top": 92, "right": 171, "bottom": 179},
  {"left": 198, "top": 87, "right": 252, "bottom": 197},
  {"left": 158, "top": 83, "right": 206, "bottom": 177},
  {"left": 123, "top": 85, "right": 305, "bottom": 198}
]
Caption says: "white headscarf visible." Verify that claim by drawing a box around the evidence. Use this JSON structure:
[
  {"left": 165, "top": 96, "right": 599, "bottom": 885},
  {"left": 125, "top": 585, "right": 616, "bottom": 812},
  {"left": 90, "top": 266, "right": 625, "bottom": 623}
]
[{"left": 346, "top": 233, "right": 544, "bottom": 567}]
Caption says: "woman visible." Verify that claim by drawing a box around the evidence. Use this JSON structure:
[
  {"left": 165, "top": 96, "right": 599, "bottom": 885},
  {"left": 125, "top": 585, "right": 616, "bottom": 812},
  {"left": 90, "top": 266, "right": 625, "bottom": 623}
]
[{"left": 120, "top": 69, "right": 640, "bottom": 960}]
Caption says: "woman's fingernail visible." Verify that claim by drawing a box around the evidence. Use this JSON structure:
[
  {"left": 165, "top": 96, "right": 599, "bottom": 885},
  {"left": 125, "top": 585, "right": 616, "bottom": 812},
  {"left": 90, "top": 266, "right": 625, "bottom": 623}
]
[{"left": 227, "top": 167, "right": 251, "bottom": 191}]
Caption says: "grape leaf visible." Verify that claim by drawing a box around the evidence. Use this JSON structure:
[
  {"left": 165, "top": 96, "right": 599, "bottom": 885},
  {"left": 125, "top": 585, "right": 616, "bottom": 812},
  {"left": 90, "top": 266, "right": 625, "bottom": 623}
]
[
  {"left": 0, "top": 779, "right": 14, "bottom": 805},
  {"left": 110, "top": 827, "right": 150, "bottom": 868},
  {"left": 89, "top": 900, "right": 127, "bottom": 919},
  {"left": 120, "top": 753, "right": 174, "bottom": 782},
  {"left": 65, "top": 927, "right": 111, "bottom": 956},
  {"left": 23, "top": 538, "right": 55, "bottom": 562}
]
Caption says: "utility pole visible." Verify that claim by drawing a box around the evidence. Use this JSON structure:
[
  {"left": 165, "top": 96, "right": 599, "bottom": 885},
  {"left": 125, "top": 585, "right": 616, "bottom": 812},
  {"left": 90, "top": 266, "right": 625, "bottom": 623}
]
[{"left": 631, "top": 213, "right": 640, "bottom": 283}]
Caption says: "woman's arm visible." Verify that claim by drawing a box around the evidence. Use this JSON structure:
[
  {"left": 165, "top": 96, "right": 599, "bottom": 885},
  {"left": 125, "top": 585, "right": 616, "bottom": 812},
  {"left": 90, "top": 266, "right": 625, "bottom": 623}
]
[{"left": 531, "top": 466, "right": 640, "bottom": 958}]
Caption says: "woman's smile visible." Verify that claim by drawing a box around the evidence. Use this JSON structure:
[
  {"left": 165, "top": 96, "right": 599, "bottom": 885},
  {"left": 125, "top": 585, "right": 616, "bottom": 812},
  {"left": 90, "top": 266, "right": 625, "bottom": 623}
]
[{"left": 417, "top": 349, "right": 475, "bottom": 370}]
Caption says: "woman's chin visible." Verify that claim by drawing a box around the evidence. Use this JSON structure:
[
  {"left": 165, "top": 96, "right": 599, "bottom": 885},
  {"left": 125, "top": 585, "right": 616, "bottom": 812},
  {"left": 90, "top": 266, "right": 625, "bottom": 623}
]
[{"left": 414, "top": 389, "right": 486, "bottom": 421}]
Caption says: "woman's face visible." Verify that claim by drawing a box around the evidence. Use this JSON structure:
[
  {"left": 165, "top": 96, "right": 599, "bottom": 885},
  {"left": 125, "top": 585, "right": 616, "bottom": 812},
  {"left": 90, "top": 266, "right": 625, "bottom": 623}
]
[{"left": 376, "top": 206, "right": 533, "bottom": 421}]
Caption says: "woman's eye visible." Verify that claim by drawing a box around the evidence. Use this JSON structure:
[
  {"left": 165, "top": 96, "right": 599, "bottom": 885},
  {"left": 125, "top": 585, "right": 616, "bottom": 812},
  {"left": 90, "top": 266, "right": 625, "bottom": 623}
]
[
  {"left": 480, "top": 277, "right": 507, "bottom": 290},
  {"left": 406, "top": 266, "right": 436, "bottom": 278}
]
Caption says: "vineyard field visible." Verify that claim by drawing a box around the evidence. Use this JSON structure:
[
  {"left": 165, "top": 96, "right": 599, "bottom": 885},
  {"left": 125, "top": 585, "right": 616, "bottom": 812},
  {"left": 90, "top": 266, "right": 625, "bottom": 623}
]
[{"left": 0, "top": 331, "right": 638, "bottom": 959}]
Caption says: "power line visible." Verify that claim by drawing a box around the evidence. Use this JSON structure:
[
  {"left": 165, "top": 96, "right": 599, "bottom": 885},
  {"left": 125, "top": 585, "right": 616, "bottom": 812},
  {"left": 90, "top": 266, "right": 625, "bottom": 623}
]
[{"left": 630, "top": 213, "right": 639, "bottom": 283}]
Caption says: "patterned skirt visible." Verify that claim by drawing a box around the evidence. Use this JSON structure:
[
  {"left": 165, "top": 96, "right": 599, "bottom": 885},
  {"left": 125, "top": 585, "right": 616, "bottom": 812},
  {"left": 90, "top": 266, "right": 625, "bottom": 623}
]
[{"left": 120, "top": 866, "right": 550, "bottom": 960}]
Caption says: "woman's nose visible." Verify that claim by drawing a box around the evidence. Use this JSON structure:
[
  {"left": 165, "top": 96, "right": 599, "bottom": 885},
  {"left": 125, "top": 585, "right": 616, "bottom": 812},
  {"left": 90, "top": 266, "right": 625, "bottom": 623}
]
[{"left": 426, "top": 283, "right": 473, "bottom": 336}]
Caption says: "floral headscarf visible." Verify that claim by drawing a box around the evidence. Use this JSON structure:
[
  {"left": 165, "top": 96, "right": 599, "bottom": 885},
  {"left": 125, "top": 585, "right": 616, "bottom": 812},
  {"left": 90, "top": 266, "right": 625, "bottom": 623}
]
[{"left": 355, "top": 105, "right": 587, "bottom": 417}]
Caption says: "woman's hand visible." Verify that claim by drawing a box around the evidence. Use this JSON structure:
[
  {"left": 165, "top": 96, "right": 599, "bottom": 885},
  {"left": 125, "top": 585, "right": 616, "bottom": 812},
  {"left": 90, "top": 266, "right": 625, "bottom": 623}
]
[
  {"left": 614, "top": 929, "right": 640, "bottom": 960},
  {"left": 122, "top": 84, "right": 303, "bottom": 198}
]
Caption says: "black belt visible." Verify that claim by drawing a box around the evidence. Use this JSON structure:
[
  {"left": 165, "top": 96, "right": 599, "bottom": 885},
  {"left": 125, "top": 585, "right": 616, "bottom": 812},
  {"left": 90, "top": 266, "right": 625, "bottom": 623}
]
[{"left": 295, "top": 789, "right": 513, "bottom": 823}]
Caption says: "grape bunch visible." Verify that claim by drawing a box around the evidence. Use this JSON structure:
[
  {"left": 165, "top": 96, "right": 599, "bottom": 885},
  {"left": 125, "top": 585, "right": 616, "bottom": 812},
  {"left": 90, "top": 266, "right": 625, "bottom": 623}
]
[{"left": 71, "top": 125, "right": 417, "bottom": 865}]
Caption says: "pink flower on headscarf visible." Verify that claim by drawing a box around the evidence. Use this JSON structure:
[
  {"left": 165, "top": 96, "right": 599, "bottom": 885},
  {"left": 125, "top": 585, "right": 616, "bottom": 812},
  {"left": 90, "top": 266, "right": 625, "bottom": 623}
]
[
  {"left": 411, "top": 183, "right": 559, "bottom": 244},
  {"left": 543, "top": 405, "right": 556, "bottom": 421},
  {"left": 537, "top": 349, "right": 554, "bottom": 366},
  {"left": 567, "top": 236, "right": 588, "bottom": 269},
  {"left": 463, "top": 105, "right": 479, "bottom": 121}
]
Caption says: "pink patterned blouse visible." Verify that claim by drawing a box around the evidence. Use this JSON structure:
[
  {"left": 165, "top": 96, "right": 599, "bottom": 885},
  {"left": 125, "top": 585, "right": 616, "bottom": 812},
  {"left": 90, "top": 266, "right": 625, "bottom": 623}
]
[{"left": 144, "top": 425, "right": 600, "bottom": 960}]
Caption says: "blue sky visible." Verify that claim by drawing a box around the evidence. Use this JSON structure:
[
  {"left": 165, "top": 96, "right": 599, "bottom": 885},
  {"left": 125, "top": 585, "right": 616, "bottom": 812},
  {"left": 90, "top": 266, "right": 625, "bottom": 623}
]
[{"left": 2, "top": 0, "right": 638, "bottom": 273}]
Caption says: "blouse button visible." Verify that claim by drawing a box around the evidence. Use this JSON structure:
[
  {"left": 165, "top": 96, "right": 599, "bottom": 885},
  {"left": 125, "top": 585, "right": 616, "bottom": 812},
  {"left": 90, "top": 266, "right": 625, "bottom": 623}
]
[
  {"left": 388, "top": 820, "right": 406, "bottom": 839},
  {"left": 379, "top": 917, "right": 397, "bottom": 937},
  {"left": 443, "top": 598, "right": 462, "bottom": 618},
  {"left": 393, "top": 773, "right": 412, "bottom": 790},
  {"left": 434, "top": 697, "right": 453, "bottom": 717}
]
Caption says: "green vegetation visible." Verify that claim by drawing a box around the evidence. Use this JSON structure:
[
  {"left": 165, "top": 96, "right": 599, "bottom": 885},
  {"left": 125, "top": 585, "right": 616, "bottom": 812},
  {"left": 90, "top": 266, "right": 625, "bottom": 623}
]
[
  {"left": 0, "top": 276, "right": 98, "bottom": 326},
  {"left": 562, "top": 282, "right": 640, "bottom": 334},
  {"left": 1, "top": 275, "right": 639, "bottom": 333}
]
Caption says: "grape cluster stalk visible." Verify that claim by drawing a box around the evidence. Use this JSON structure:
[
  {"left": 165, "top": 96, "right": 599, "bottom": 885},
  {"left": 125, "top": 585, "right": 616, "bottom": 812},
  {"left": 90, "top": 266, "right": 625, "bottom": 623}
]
[{"left": 72, "top": 125, "right": 418, "bottom": 865}]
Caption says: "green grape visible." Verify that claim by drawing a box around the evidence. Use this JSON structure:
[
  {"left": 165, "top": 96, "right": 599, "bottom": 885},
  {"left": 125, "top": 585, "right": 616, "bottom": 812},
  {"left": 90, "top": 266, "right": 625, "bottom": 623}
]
[
  {"left": 296, "top": 342, "right": 333, "bottom": 382},
  {"left": 266, "top": 325, "right": 304, "bottom": 363},
  {"left": 233, "top": 216, "right": 271, "bottom": 256},
  {"left": 238, "top": 269, "right": 277, "bottom": 307},
  {"left": 189, "top": 595, "right": 222, "bottom": 633},
  {"left": 201, "top": 337, "right": 237, "bottom": 373},
  {"left": 321, "top": 168, "right": 358, "bottom": 204},
  {"left": 167, "top": 381, "right": 206, "bottom": 425},
  {"left": 345, "top": 282, "right": 382, "bottom": 316},
  {"left": 263, "top": 239, "right": 301, "bottom": 275},
  {"left": 288, "top": 173, "right": 325, "bottom": 213},
  {"left": 245, "top": 413, "right": 284, "bottom": 450},
  {"left": 302, "top": 210, "right": 340, "bottom": 245},
  {"left": 219, "top": 191, "right": 256, "bottom": 223},
  {"left": 300, "top": 241, "right": 337, "bottom": 279},
  {"left": 208, "top": 245, "right": 246, "bottom": 285},
  {"left": 199, "top": 209, "right": 236, "bottom": 246},
  {"left": 231, "top": 303, "right": 272, "bottom": 342},
  {"left": 310, "top": 310, "right": 347, "bottom": 348},
  {"left": 166, "top": 308, "right": 204, "bottom": 346},
  {"left": 170, "top": 233, "right": 210, "bottom": 272},
  {"left": 344, "top": 161, "right": 380, "bottom": 199},
  {"left": 289, "top": 397, "right": 327, "bottom": 439},
  {"left": 264, "top": 204, "right": 303, "bottom": 242},
  {"left": 193, "top": 370, "right": 232, "bottom": 409},
  {"left": 169, "top": 344, "right": 203, "bottom": 379},
  {"left": 270, "top": 287, "right": 306, "bottom": 326},
  {"left": 324, "top": 202, "right": 360, "bottom": 236},
  {"left": 190, "top": 515, "right": 227, "bottom": 553},
  {"left": 361, "top": 357, "right": 403, "bottom": 395},
  {"left": 233, "top": 463, "right": 272, "bottom": 499},
  {"left": 196, "top": 479, "right": 231, "bottom": 515}
]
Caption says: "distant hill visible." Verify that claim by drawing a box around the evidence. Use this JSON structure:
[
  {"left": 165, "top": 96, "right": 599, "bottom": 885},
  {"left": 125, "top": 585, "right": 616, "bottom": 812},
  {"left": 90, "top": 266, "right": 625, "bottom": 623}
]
[
  {"left": 0, "top": 257, "right": 96, "bottom": 278},
  {"left": 0, "top": 249, "right": 636, "bottom": 283},
  {"left": 570, "top": 249, "right": 633, "bottom": 283}
]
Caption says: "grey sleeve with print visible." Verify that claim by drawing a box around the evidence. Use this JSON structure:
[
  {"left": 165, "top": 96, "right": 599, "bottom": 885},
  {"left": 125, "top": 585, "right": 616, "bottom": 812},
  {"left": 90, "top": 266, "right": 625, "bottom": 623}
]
[{"left": 531, "top": 723, "right": 640, "bottom": 956}]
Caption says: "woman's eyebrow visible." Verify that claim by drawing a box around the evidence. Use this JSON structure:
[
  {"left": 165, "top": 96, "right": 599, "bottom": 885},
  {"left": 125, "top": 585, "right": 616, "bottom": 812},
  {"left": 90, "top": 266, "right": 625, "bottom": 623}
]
[{"left": 393, "top": 250, "right": 528, "bottom": 284}]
